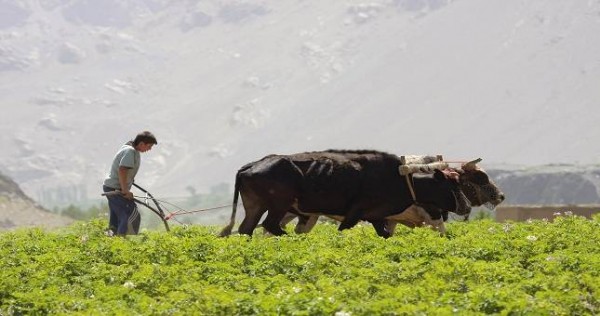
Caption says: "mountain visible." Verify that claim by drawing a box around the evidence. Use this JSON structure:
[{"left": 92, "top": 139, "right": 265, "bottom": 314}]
[
  {"left": 0, "top": 171, "right": 72, "bottom": 230},
  {"left": 1, "top": 0, "right": 599, "bottom": 208},
  {"left": 489, "top": 165, "right": 600, "bottom": 205}
]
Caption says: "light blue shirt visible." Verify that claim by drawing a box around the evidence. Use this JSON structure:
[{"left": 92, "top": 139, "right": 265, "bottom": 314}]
[{"left": 103, "top": 144, "right": 140, "bottom": 190}]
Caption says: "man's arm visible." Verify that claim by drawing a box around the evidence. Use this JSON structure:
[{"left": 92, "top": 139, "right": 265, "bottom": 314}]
[{"left": 118, "top": 166, "right": 134, "bottom": 200}]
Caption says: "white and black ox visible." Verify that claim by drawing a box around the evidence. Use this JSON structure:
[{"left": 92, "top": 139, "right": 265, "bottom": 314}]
[{"left": 219, "top": 150, "right": 504, "bottom": 238}]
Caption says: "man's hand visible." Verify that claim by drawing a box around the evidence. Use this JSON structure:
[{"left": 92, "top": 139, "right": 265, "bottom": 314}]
[{"left": 122, "top": 191, "right": 134, "bottom": 200}]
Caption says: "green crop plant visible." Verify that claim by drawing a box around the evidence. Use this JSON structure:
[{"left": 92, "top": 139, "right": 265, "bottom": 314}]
[{"left": 0, "top": 214, "right": 598, "bottom": 315}]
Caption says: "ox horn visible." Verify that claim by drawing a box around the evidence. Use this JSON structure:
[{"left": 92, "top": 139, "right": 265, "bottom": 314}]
[{"left": 462, "top": 158, "right": 482, "bottom": 171}]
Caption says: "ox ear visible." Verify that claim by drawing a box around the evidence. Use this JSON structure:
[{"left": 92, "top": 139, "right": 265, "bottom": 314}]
[{"left": 462, "top": 158, "right": 482, "bottom": 171}]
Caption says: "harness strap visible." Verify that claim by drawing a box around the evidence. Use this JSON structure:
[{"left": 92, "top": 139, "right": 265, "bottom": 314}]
[
  {"left": 452, "top": 190, "right": 459, "bottom": 213},
  {"left": 405, "top": 174, "right": 417, "bottom": 202}
]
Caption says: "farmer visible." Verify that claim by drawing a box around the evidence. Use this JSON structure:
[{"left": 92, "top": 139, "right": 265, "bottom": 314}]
[{"left": 102, "top": 131, "right": 157, "bottom": 236}]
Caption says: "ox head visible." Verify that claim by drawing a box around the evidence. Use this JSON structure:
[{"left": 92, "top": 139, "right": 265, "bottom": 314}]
[
  {"left": 432, "top": 169, "right": 472, "bottom": 215},
  {"left": 458, "top": 158, "right": 505, "bottom": 209}
]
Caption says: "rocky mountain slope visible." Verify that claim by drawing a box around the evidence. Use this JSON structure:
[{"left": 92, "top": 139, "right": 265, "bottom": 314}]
[
  {"left": 490, "top": 165, "right": 600, "bottom": 206},
  {"left": 0, "top": 172, "right": 72, "bottom": 230},
  {"left": 1, "top": 1, "right": 599, "bottom": 208}
]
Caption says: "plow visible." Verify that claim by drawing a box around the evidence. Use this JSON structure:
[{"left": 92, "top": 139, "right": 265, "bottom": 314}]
[{"left": 101, "top": 183, "right": 231, "bottom": 232}]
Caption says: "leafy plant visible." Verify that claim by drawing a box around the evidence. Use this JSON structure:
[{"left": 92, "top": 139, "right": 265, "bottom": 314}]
[{"left": 0, "top": 215, "right": 598, "bottom": 315}]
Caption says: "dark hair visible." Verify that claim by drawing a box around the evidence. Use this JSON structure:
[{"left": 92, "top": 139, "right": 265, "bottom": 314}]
[{"left": 133, "top": 131, "right": 158, "bottom": 146}]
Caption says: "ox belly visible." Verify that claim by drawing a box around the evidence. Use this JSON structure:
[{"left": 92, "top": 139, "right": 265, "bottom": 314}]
[
  {"left": 291, "top": 199, "right": 346, "bottom": 233},
  {"left": 291, "top": 200, "right": 445, "bottom": 235},
  {"left": 385, "top": 205, "right": 445, "bottom": 235}
]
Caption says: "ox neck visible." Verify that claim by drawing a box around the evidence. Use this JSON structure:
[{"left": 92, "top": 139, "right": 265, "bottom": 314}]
[
  {"left": 459, "top": 181, "right": 483, "bottom": 206},
  {"left": 410, "top": 175, "right": 459, "bottom": 213}
]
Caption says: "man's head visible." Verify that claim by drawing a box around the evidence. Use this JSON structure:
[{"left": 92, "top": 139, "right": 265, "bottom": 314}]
[{"left": 133, "top": 131, "right": 157, "bottom": 152}]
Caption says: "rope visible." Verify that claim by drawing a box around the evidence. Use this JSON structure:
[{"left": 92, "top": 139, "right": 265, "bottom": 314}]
[
  {"left": 164, "top": 204, "right": 232, "bottom": 220},
  {"left": 136, "top": 194, "right": 231, "bottom": 221},
  {"left": 102, "top": 190, "right": 231, "bottom": 222}
]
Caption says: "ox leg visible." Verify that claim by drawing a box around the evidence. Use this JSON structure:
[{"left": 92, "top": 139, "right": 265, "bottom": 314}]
[
  {"left": 338, "top": 205, "right": 363, "bottom": 231},
  {"left": 262, "top": 210, "right": 288, "bottom": 236},
  {"left": 386, "top": 221, "right": 399, "bottom": 236},
  {"left": 263, "top": 212, "right": 297, "bottom": 236},
  {"left": 295, "top": 215, "right": 319, "bottom": 234},
  {"left": 370, "top": 220, "right": 391, "bottom": 239},
  {"left": 279, "top": 212, "right": 297, "bottom": 228},
  {"left": 419, "top": 204, "right": 446, "bottom": 235},
  {"left": 238, "top": 208, "right": 266, "bottom": 236},
  {"left": 430, "top": 219, "right": 446, "bottom": 235},
  {"left": 237, "top": 188, "right": 267, "bottom": 236}
]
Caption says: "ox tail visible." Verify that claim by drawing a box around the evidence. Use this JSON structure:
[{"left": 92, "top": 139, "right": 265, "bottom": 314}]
[{"left": 219, "top": 170, "right": 241, "bottom": 237}]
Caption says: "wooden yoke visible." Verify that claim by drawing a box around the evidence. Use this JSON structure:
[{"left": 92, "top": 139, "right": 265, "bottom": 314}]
[{"left": 398, "top": 154, "right": 448, "bottom": 175}]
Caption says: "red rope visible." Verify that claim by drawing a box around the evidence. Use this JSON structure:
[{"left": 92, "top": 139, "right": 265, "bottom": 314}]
[{"left": 165, "top": 204, "right": 232, "bottom": 221}]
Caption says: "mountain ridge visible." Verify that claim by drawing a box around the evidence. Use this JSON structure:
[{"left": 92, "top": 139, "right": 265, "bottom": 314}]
[
  {"left": 1, "top": 0, "right": 599, "bottom": 207},
  {"left": 0, "top": 170, "right": 73, "bottom": 230}
]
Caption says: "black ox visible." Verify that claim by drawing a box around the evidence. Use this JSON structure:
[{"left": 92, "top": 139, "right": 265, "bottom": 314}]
[
  {"left": 220, "top": 150, "right": 504, "bottom": 238},
  {"left": 282, "top": 157, "right": 505, "bottom": 236}
]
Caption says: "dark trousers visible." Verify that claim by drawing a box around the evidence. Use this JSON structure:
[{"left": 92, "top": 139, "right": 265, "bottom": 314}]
[{"left": 103, "top": 186, "right": 140, "bottom": 235}]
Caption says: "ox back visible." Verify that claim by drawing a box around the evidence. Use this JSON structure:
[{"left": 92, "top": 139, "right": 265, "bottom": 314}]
[{"left": 220, "top": 150, "right": 469, "bottom": 237}]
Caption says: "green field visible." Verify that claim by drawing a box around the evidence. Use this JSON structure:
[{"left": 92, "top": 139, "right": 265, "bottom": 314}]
[{"left": 1, "top": 215, "right": 599, "bottom": 315}]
